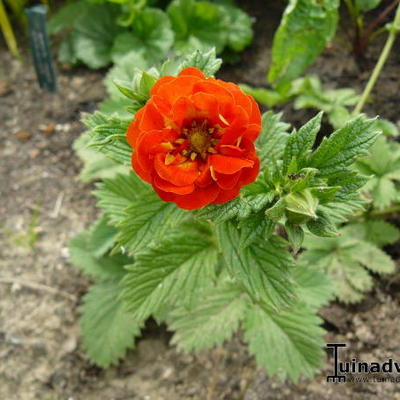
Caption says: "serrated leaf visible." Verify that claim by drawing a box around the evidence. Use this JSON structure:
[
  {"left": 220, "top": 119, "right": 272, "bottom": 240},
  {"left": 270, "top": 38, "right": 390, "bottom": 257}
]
[
  {"left": 80, "top": 281, "right": 142, "bottom": 368},
  {"left": 95, "top": 171, "right": 148, "bottom": 225},
  {"left": 216, "top": 221, "right": 296, "bottom": 310},
  {"left": 351, "top": 242, "right": 395, "bottom": 274},
  {"left": 348, "top": 220, "right": 400, "bottom": 246},
  {"left": 117, "top": 189, "right": 186, "bottom": 255},
  {"left": 69, "top": 226, "right": 129, "bottom": 282},
  {"left": 221, "top": 4, "right": 253, "bottom": 52},
  {"left": 82, "top": 112, "right": 132, "bottom": 165},
  {"left": 268, "top": 0, "right": 339, "bottom": 86},
  {"left": 306, "top": 210, "right": 338, "bottom": 237},
  {"left": 122, "top": 222, "right": 219, "bottom": 320},
  {"left": 283, "top": 112, "right": 322, "bottom": 173},
  {"left": 111, "top": 8, "right": 174, "bottom": 65},
  {"left": 293, "top": 266, "right": 334, "bottom": 309},
  {"left": 301, "top": 226, "right": 395, "bottom": 303},
  {"left": 310, "top": 116, "right": 380, "bottom": 177},
  {"left": 178, "top": 48, "right": 222, "bottom": 76},
  {"left": 168, "top": 0, "right": 227, "bottom": 54},
  {"left": 285, "top": 222, "right": 304, "bottom": 252},
  {"left": 256, "top": 111, "right": 290, "bottom": 169},
  {"left": 170, "top": 279, "right": 247, "bottom": 351},
  {"left": 243, "top": 303, "right": 325, "bottom": 382},
  {"left": 239, "top": 214, "right": 275, "bottom": 249},
  {"left": 61, "top": 4, "right": 123, "bottom": 68},
  {"left": 73, "top": 134, "right": 129, "bottom": 183}
]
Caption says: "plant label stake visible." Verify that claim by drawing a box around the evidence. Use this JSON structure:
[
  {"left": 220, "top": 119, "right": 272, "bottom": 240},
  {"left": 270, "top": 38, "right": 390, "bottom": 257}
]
[{"left": 25, "top": 4, "right": 56, "bottom": 92}]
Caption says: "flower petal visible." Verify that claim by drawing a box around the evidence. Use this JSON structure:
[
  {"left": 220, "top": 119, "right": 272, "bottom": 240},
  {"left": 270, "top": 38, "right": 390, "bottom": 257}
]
[
  {"left": 173, "top": 184, "right": 220, "bottom": 210},
  {"left": 210, "top": 154, "right": 254, "bottom": 174},
  {"left": 153, "top": 175, "right": 195, "bottom": 195},
  {"left": 215, "top": 170, "right": 241, "bottom": 190},
  {"left": 154, "top": 153, "right": 199, "bottom": 186},
  {"left": 179, "top": 67, "right": 206, "bottom": 79}
]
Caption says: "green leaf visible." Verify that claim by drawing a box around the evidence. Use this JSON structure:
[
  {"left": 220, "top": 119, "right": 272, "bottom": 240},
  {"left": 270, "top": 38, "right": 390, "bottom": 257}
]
[
  {"left": 351, "top": 242, "right": 395, "bottom": 274},
  {"left": 239, "top": 214, "right": 275, "bottom": 249},
  {"left": 198, "top": 191, "right": 274, "bottom": 223},
  {"left": 122, "top": 222, "right": 219, "bottom": 320},
  {"left": 285, "top": 222, "right": 304, "bottom": 252},
  {"left": 178, "top": 48, "right": 222, "bottom": 76},
  {"left": 69, "top": 218, "right": 130, "bottom": 282},
  {"left": 355, "top": 0, "right": 381, "bottom": 12},
  {"left": 268, "top": 0, "right": 339, "bottom": 86},
  {"left": 95, "top": 171, "right": 148, "bottom": 225},
  {"left": 221, "top": 4, "right": 253, "bottom": 52},
  {"left": 168, "top": 0, "right": 227, "bottom": 54},
  {"left": 310, "top": 116, "right": 380, "bottom": 177},
  {"left": 83, "top": 112, "right": 132, "bottom": 165},
  {"left": 348, "top": 220, "right": 400, "bottom": 246},
  {"left": 256, "top": 111, "right": 290, "bottom": 169},
  {"left": 117, "top": 188, "right": 186, "bottom": 255},
  {"left": 170, "top": 279, "right": 247, "bottom": 351},
  {"left": 285, "top": 189, "right": 319, "bottom": 221},
  {"left": 293, "top": 265, "right": 334, "bottom": 309},
  {"left": 292, "top": 75, "right": 359, "bottom": 129},
  {"left": 65, "top": 4, "right": 123, "bottom": 68},
  {"left": 48, "top": 2, "right": 88, "bottom": 34},
  {"left": 243, "top": 303, "right": 325, "bottom": 382},
  {"left": 301, "top": 226, "right": 395, "bottom": 303},
  {"left": 80, "top": 281, "right": 142, "bottom": 368},
  {"left": 216, "top": 221, "right": 296, "bottom": 310},
  {"left": 73, "top": 134, "right": 129, "bottom": 183},
  {"left": 283, "top": 112, "right": 322, "bottom": 173},
  {"left": 111, "top": 8, "right": 174, "bottom": 64},
  {"left": 306, "top": 210, "right": 338, "bottom": 237}
]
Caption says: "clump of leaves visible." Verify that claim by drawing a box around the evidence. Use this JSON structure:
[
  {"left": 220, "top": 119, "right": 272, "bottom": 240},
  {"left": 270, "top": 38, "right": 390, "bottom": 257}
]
[
  {"left": 48, "top": 0, "right": 253, "bottom": 69},
  {"left": 70, "top": 50, "right": 380, "bottom": 381},
  {"left": 356, "top": 135, "right": 400, "bottom": 209},
  {"left": 300, "top": 220, "right": 398, "bottom": 303}
]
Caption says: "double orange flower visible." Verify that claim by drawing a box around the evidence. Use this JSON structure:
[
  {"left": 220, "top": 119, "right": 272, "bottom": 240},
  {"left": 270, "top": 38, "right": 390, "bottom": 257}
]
[{"left": 127, "top": 67, "right": 261, "bottom": 210}]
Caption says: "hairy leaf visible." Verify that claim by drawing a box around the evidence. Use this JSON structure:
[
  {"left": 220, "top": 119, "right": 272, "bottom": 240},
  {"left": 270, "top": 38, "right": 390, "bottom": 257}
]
[
  {"left": 243, "top": 303, "right": 325, "bottom": 382},
  {"left": 269, "top": 0, "right": 339, "bottom": 86},
  {"left": 122, "top": 222, "right": 219, "bottom": 320},
  {"left": 216, "top": 221, "right": 296, "bottom": 310},
  {"left": 80, "top": 281, "right": 142, "bottom": 368}
]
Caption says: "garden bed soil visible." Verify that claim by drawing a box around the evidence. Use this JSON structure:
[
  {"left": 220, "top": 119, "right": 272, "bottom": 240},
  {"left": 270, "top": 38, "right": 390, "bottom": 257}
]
[{"left": 1, "top": 1, "right": 400, "bottom": 399}]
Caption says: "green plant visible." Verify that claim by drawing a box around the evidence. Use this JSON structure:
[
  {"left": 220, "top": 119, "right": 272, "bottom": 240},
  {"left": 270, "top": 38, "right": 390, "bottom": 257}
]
[
  {"left": 48, "top": 0, "right": 253, "bottom": 69},
  {"left": 69, "top": 50, "right": 380, "bottom": 380}
]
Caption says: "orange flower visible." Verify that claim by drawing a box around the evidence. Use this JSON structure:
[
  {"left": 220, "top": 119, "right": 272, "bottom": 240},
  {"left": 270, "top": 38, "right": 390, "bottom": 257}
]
[{"left": 126, "top": 67, "right": 261, "bottom": 210}]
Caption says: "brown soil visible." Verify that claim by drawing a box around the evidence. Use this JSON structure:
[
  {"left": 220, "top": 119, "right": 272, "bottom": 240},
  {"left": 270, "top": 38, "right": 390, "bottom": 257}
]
[{"left": 1, "top": 1, "right": 400, "bottom": 399}]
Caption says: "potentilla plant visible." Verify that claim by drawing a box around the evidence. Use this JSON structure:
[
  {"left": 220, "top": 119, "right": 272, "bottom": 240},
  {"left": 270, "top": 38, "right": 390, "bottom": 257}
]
[{"left": 70, "top": 49, "right": 380, "bottom": 381}]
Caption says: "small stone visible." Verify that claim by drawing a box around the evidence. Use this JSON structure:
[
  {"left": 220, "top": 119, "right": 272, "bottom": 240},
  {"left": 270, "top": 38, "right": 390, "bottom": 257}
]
[
  {"left": 16, "top": 131, "right": 32, "bottom": 141},
  {"left": 39, "top": 123, "right": 56, "bottom": 137},
  {"left": 0, "top": 80, "right": 12, "bottom": 96},
  {"left": 29, "top": 149, "right": 40, "bottom": 159}
]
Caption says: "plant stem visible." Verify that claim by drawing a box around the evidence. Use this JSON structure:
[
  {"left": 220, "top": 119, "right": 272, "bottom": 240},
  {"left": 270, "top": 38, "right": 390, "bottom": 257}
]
[
  {"left": 356, "top": 0, "right": 400, "bottom": 57},
  {"left": 353, "top": 2, "right": 400, "bottom": 115},
  {"left": 369, "top": 204, "right": 400, "bottom": 217}
]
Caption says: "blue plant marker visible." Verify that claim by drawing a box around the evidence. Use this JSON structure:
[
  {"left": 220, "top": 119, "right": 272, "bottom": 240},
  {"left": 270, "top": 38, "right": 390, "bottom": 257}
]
[{"left": 25, "top": 4, "right": 56, "bottom": 92}]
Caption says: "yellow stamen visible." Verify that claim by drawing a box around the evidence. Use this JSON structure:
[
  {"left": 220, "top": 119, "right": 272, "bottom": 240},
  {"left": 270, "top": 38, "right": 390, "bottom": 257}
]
[
  {"left": 219, "top": 114, "right": 229, "bottom": 126},
  {"left": 190, "top": 152, "right": 197, "bottom": 161},
  {"left": 165, "top": 154, "right": 175, "bottom": 165},
  {"left": 161, "top": 142, "right": 174, "bottom": 151},
  {"left": 175, "top": 138, "right": 185, "bottom": 144},
  {"left": 210, "top": 166, "right": 217, "bottom": 181},
  {"left": 208, "top": 147, "right": 217, "bottom": 154}
]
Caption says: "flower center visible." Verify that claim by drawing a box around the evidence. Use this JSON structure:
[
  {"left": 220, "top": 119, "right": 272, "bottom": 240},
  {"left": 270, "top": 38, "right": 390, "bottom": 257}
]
[{"left": 187, "top": 121, "right": 211, "bottom": 156}]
